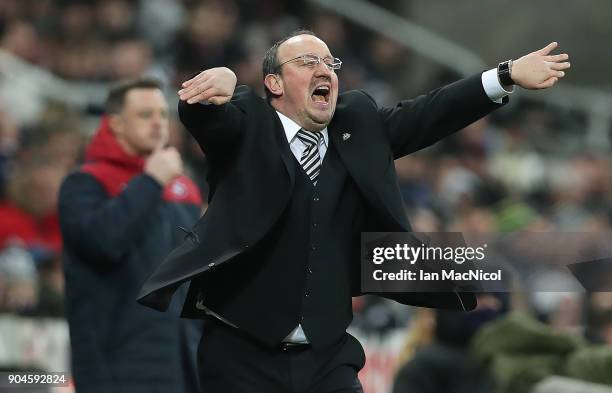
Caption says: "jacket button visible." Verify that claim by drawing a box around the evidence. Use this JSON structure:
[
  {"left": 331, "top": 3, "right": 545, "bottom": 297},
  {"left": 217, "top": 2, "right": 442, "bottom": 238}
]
[
  {"left": 313, "top": 196, "right": 320, "bottom": 202},
  {"left": 208, "top": 262, "right": 215, "bottom": 268}
]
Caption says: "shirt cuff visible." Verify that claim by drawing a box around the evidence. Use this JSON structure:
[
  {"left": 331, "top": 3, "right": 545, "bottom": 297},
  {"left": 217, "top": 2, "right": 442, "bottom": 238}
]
[{"left": 482, "top": 68, "right": 514, "bottom": 104}]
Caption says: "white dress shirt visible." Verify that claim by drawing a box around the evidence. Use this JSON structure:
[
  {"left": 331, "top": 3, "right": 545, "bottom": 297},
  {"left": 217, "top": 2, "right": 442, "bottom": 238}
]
[
  {"left": 275, "top": 111, "right": 327, "bottom": 343},
  {"left": 277, "top": 111, "right": 330, "bottom": 162}
]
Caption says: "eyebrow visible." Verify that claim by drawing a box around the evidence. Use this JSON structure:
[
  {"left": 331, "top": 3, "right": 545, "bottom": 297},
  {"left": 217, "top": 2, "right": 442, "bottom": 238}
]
[
  {"left": 304, "top": 52, "right": 333, "bottom": 58},
  {"left": 281, "top": 53, "right": 334, "bottom": 63}
]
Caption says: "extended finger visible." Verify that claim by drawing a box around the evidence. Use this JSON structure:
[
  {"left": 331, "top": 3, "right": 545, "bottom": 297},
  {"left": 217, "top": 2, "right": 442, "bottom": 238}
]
[
  {"left": 180, "top": 74, "right": 201, "bottom": 88},
  {"left": 181, "top": 70, "right": 210, "bottom": 88},
  {"left": 551, "top": 70, "right": 565, "bottom": 78},
  {"left": 179, "top": 74, "right": 212, "bottom": 96},
  {"left": 154, "top": 136, "right": 167, "bottom": 152},
  {"left": 179, "top": 79, "right": 215, "bottom": 101},
  {"left": 164, "top": 146, "right": 179, "bottom": 155},
  {"left": 550, "top": 61, "right": 571, "bottom": 71},
  {"left": 536, "top": 42, "right": 558, "bottom": 56},
  {"left": 181, "top": 70, "right": 207, "bottom": 88},
  {"left": 544, "top": 53, "right": 569, "bottom": 62}
]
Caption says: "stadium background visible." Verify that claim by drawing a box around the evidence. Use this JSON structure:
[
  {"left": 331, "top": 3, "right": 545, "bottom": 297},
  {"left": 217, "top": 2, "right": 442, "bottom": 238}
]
[{"left": 1, "top": 1, "right": 612, "bottom": 392}]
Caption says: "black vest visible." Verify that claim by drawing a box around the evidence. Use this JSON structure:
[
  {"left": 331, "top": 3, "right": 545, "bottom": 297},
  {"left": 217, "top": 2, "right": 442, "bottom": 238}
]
[{"left": 193, "top": 136, "right": 367, "bottom": 350}]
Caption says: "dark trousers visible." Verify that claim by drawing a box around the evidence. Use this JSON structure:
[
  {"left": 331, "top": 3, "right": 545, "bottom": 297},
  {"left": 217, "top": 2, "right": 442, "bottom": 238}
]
[{"left": 197, "top": 318, "right": 365, "bottom": 393}]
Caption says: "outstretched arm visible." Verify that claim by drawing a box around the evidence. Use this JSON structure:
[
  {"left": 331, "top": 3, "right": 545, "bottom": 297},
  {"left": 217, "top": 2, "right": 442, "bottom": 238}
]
[{"left": 382, "top": 42, "right": 570, "bottom": 158}]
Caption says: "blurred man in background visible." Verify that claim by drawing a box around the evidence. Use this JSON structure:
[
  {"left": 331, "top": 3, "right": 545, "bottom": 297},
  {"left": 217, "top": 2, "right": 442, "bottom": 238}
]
[{"left": 58, "top": 78, "right": 202, "bottom": 393}]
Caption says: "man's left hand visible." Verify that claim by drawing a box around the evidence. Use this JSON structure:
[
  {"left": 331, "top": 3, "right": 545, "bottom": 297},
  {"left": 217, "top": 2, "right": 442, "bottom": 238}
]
[{"left": 511, "top": 42, "right": 570, "bottom": 89}]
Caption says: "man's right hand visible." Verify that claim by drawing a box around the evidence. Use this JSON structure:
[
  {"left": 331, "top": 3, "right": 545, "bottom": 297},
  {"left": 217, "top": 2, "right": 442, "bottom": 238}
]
[
  {"left": 145, "top": 147, "right": 183, "bottom": 186},
  {"left": 178, "top": 67, "right": 237, "bottom": 105}
]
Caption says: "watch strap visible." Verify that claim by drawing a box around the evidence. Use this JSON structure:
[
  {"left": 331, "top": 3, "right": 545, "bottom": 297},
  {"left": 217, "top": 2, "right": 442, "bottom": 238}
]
[{"left": 498, "top": 60, "right": 514, "bottom": 86}]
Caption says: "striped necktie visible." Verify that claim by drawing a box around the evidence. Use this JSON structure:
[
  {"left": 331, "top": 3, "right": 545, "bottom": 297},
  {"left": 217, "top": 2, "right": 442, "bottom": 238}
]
[{"left": 296, "top": 129, "right": 323, "bottom": 185}]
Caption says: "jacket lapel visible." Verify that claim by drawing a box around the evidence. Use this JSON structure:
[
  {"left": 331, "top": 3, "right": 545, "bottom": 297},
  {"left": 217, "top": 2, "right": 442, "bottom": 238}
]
[
  {"left": 271, "top": 111, "right": 296, "bottom": 187},
  {"left": 329, "top": 118, "right": 411, "bottom": 232}
]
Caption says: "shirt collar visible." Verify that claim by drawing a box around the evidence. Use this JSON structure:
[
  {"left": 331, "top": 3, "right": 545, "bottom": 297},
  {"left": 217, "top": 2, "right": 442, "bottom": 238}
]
[{"left": 276, "top": 111, "right": 328, "bottom": 147}]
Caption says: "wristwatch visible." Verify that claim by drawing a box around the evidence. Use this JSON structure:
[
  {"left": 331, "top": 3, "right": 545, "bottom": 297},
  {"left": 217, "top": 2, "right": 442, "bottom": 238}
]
[{"left": 497, "top": 60, "right": 514, "bottom": 86}]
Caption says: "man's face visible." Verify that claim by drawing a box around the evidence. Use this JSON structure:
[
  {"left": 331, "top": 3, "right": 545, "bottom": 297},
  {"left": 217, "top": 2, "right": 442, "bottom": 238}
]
[
  {"left": 269, "top": 35, "right": 339, "bottom": 132},
  {"left": 112, "top": 88, "right": 169, "bottom": 156}
]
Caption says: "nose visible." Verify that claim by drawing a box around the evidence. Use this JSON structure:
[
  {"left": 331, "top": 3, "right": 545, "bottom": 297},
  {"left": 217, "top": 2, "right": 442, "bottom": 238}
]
[
  {"left": 150, "top": 114, "right": 165, "bottom": 131},
  {"left": 153, "top": 111, "right": 167, "bottom": 124},
  {"left": 314, "top": 60, "right": 333, "bottom": 77}
]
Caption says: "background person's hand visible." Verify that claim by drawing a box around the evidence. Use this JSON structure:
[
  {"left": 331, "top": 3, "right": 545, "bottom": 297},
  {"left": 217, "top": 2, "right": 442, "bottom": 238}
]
[
  {"left": 511, "top": 42, "right": 571, "bottom": 89},
  {"left": 178, "top": 67, "right": 237, "bottom": 105},
  {"left": 145, "top": 147, "right": 183, "bottom": 186}
]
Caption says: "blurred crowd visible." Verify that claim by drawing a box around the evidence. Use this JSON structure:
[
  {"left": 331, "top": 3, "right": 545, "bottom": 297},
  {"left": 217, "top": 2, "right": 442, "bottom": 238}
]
[{"left": 1, "top": 0, "right": 612, "bottom": 391}]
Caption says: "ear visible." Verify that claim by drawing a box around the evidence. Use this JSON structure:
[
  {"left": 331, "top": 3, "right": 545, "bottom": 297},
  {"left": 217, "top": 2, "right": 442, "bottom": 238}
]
[
  {"left": 108, "top": 114, "right": 123, "bottom": 136},
  {"left": 264, "top": 74, "right": 283, "bottom": 97}
]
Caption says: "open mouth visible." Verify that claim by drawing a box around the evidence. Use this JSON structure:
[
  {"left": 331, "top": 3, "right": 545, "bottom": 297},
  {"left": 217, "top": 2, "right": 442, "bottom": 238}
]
[{"left": 311, "top": 85, "right": 330, "bottom": 105}]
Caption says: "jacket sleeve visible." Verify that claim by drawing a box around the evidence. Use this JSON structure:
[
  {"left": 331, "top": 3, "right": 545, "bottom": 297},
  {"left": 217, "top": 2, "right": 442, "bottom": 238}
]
[
  {"left": 58, "top": 172, "right": 164, "bottom": 264},
  {"left": 178, "top": 85, "right": 252, "bottom": 163},
  {"left": 375, "top": 73, "right": 506, "bottom": 159}
]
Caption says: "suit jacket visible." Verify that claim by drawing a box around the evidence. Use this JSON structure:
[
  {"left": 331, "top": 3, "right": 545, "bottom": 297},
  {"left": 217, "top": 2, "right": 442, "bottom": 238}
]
[{"left": 137, "top": 73, "right": 505, "bottom": 313}]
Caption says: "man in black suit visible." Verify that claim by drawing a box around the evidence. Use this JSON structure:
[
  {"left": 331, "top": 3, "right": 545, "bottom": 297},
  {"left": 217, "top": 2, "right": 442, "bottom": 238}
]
[{"left": 138, "top": 31, "right": 570, "bottom": 393}]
